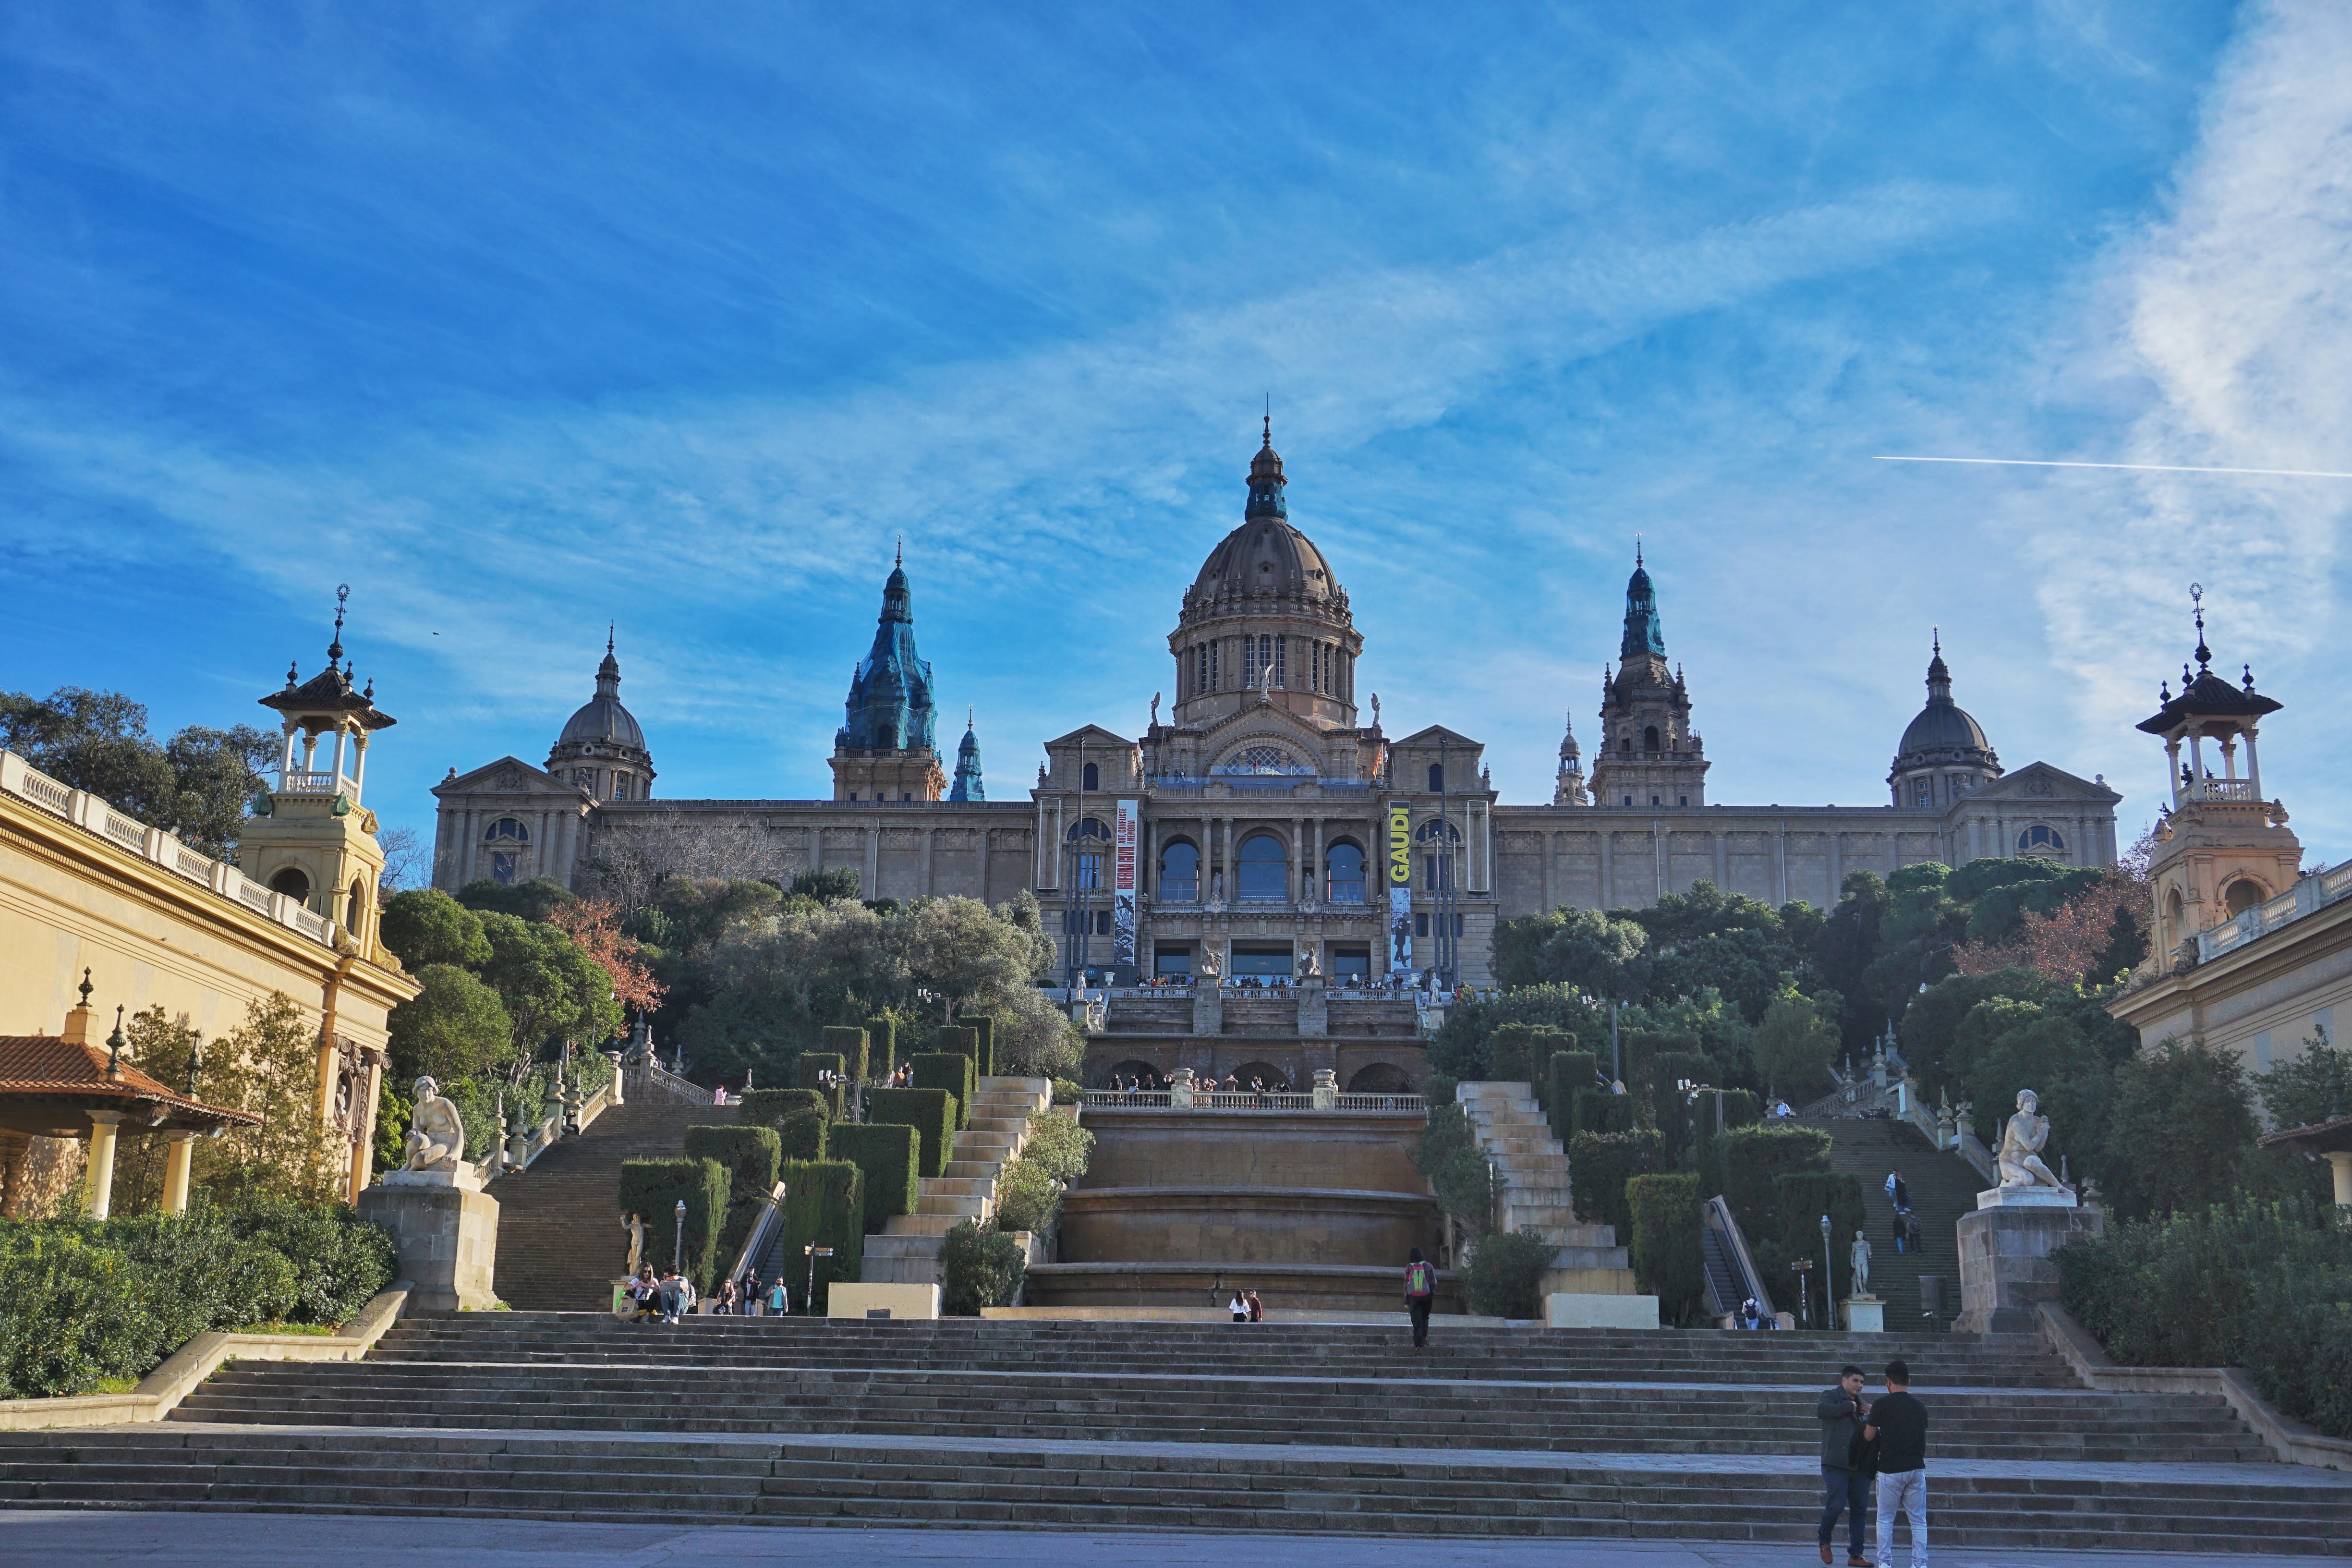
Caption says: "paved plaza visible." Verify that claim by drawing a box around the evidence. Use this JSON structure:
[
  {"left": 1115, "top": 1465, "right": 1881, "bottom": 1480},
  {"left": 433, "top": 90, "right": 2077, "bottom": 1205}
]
[{"left": 1, "top": 1511, "right": 2335, "bottom": 1568}]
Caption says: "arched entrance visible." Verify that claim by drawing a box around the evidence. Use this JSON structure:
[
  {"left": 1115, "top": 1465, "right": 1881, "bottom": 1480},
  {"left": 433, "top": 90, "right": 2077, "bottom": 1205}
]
[{"left": 1346, "top": 1062, "right": 1416, "bottom": 1095}]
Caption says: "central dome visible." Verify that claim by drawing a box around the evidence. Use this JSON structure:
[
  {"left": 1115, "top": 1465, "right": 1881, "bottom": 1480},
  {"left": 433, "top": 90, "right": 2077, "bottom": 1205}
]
[{"left": 1189, "top": 427, "right": 1341, "bottom": 602}]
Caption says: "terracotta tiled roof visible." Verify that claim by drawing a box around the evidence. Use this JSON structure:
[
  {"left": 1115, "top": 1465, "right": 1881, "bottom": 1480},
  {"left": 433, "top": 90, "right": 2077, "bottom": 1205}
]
[{"left": 0, "top": 1033, "right": 262, "bottom": 1126}]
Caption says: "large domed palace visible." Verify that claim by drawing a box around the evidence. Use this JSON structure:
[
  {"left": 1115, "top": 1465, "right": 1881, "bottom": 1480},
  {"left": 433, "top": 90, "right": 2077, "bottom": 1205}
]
[{"left": 433, "top": 424, "right": 2119, "bottom": 992}]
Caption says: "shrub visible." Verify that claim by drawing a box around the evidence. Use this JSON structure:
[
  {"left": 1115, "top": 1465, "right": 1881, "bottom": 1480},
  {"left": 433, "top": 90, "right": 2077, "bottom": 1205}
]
[
  {"left": 774, "top": 1106, "right": 828, "bottom": 1161},
  {"left": 1569, "top": 1128, "right": 1663, "bottom": 1241},
  {"left": 1759, "top": 1170, "right": 1870, "bottom": 1304},
  {"left": 2061, "top": 1195, "right": 2352, "bottom": 1440},
  {"left": 1051, "top": 1076, "right": 1083, "bottom": 1105},
  {"left": 828, "top": 1122, "right": 920, "bottom": 1231},
  {"left": 685, "top": 1125, "right": 784, "bottom": 1264},
  {"left": 991, "top": 1110, "right": 1095, "bottom": 1237},
  {"left": 954, "top": 1014, "right": 997, "bottom": 1078},
  {"left": 1626, "top": 1172, "right": 1706, "bottom": 1325},
  {"left": 912, "top": 1052, "right": 977, "bottom": 1129},
  {"left": 820, "top": 1026, "right": 870, "bottom": 1083},
  {"left": 739, "top": 1087, "right": 829, "bottom": 1132},
  {"left": 1574, "top": 1087, "right": 1636, "bottom": 1137},
  {"left": 616, "top": 1157, "right": 730, "bottom": 1290},
  {"left": 866, "top": 1014, "right": 899, "bottom": 1078},
  {"left": 1488, "top": 1023, "right": 1576, "bottom": 1089},
  {"left": 1643, "top": 1049, "right": 1718, "bottom": 1167},
  {"left": 868, "top": 1087, "right": 958, "bottom": 1178},
  {"left": 940, "top": 1220, "right": 1025, "bottom": 1315},
  {"left": 930, "top": 1024, "right": 982, "bottom": 1084},
  {"left": 1545, "top": 1050, "right": 1600, "bottom": 1142},
  {"left": 776, "top": 1159, "right": 864, "bottom": 1313},
  {"left": 1466, "top": 1229, "right": 1558, "bottom": 1319},
  {"left": 218, "top": 1193, "right": 397, "bottom": 1324},
  {"left": 1413, "top": 1102, "right": 1498, "bottom": 1239},
  {"left": 1700, "top": 1123, "right": 1833, "bottom": 1222}
]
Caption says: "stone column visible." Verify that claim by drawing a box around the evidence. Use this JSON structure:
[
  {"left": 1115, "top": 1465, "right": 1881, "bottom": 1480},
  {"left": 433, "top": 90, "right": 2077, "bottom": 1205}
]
[
  {"left": 1599, "top": 831, "right": 1614, "bottom": 909},
  {"left": 921, "top": 826, "right": 935, "bottom": 895},
  {"left": 348, "top": 1051, "right": 384, "bottom": 1203},
  {"left": 1542, "top": 831, "right": 1556, "bottom": 912},
  {"left": 1713, "top": 832, "right": 1725, "bottom": 888},
  {"left": 85, "top": 1111, "right": 125, "bottom": 1221},
  {"left": 2326, "top": 1152, "right": 2352, "bottom": 1209},
  {"left": 1829, "top": 830, "right": 1843, "bottom": 902},
  {"left": 1773, "top": 827, "right": 1787, "bottom": 903},
  {"left": 161, "top": 1130, "right": 197, "bottom": 1214}
]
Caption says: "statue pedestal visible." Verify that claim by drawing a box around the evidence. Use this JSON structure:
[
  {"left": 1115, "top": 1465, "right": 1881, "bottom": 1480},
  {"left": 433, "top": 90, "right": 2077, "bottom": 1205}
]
[
  {"left": 359, "top": 1171, "right": 500, "bottom": 1313},
  {"left": 1296, "top": 982, "right": 1328, "bottom": 1038},
  {"left": 1191, "top": 987, "right": 1222, "bottom": 1037},
  {"left": 1955, "top": 1198, "right": 2101, "bottom": 1335},
  {"left": 1843, "top": 1296, "right": 1885, "bottom": 1333}
]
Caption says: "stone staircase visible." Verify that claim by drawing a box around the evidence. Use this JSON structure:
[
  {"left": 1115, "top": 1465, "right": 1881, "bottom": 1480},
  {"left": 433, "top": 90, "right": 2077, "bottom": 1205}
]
[
  {"left": 1457, "top": 1081, "right": 1637, "bottom": 1295},
  {"left": 861, "top": 1076, "right": 1051, "bottom": 1285},
  {"left": 487, "top": 1087, "right": 716, "bottom": 1311},
  {"left": 6, "top": 1316, "right": 2348, "bottom": 1550},
  {"left": 1815, "top": 1115, "right": 1979, "bottom": 1329}
]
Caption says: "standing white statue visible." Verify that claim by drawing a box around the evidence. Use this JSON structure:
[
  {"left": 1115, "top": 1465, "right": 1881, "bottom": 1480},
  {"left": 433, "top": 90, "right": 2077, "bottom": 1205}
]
[
  {"left": 622, "top": 1212, "right": 647, "bottom": 1276},
  {"left": 1996, "top": 1089, "right": 2066, "bottom": 1190},
  {"left": 402, "top": 1076, "right": 468, "bottom": 1172},
  {"left": 1850, "top": 1229, "right": 1873, "bottom": 1296}
]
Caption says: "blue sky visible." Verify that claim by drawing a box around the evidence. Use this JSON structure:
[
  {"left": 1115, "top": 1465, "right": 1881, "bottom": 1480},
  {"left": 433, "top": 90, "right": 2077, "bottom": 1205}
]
[{"left": 6, "top": 2, "right": 2351, "bottom": 870}]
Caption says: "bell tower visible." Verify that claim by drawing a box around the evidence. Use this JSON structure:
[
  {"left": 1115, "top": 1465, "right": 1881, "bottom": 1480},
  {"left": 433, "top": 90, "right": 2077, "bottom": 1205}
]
[
  {"left": 1588, "top": 547, "right": 1710, "bottom": 809},
  {"left": 2136, "top": 587, "right": 2297, "bottom": 970},
  {"left": 239, "top": 585, "right": 398, "bottom": 959}
]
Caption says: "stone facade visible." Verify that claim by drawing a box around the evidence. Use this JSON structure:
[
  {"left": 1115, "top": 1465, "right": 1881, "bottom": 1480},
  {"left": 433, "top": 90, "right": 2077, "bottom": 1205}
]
[{"left": 433, "top": 429, "right": 2120, "bottom": 986}]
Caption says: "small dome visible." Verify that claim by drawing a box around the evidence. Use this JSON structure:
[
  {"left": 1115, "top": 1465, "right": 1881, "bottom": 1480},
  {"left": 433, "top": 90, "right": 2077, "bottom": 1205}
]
[
  {"left": 560, "top": 693, "right": 645, "bottom": 751},
  {"left": 1191, "top": 517, "right": 1339, "bottom": 601},
  {"left": 1898, "top": 701, "right": 1989, "bottom": 756}
]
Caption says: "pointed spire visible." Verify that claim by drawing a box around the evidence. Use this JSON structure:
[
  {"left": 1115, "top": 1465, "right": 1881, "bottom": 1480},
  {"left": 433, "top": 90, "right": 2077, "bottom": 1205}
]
[
  {"left": 1247, "top": 418, "right": 1286, "bottom": 516},
  {"left": 1620, "top": 549, "right": 1665, "bottom": 659},
  {"left": 105, "top": 1005, "right": 126, "bottom": 1080},
  {"left": 594, "top": 630, "right": 622, "bottom": 698},
  {"left": 327, "top": 583, "right": 350, "bottom": 664},
  {"left": 950, "top": 707, "right": 985, "bottom": 802},
  {"left": 2190, "top": 582, "right": 2212, "bottom": 671},
  {"left": 1926, "top": 632, "right": 1953, "bottom": 700},
  {"left": 1635, "top": 535, "right": 1643, "bottom": 568}
]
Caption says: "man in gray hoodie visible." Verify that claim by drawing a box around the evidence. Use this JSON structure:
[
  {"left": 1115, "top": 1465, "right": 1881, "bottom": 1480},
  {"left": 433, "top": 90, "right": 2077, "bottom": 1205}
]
[{"left": 1817, "top": 1363, "right": 1873, "bottom": 1565}]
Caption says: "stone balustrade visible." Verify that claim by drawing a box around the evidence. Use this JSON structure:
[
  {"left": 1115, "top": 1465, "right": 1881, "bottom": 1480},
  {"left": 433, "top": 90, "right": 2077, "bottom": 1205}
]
[{"left": 2196, "top": 855, "right": 2352, "bottom": 963}]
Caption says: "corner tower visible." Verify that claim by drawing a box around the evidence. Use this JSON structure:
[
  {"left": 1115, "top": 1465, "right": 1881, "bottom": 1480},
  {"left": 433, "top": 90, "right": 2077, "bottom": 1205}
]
[
  {"left": 831, "top": 548, "right": 946, "bottom": 802},
  {"left": 1167, "top": 420, "right": 1364, "bottom": 733},
  {"left": 949, "top": 709, "right": 985, "bottom": 802},
  {"left": 1588, "top": 548, "right": 1709, "bottom": 809}
]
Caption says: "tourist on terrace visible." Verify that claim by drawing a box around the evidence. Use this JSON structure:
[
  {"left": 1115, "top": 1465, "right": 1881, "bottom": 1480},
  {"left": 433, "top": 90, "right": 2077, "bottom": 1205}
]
[
  {"left": 1246, "top": 1289, "right": 1264, "bottom": 1322},
  {"left": 1229, "top": 1290, "right": 1249, "bottom": 1323},
  {"left": 716, "top": 1279, "right": 740, "bottom": 1315},
  {"left": 1864, "top": 1359, "right": 1929, "bottom": 1568},
  {"left": 1404, "top": 1247, "right": 1435, "bottom": 1350},
  {"left": 628, "top": 1267, "right": 659, "bottom": 1323},
  {"left": 1816, "top": 1362, "right": 1874, "bottom": 1567},
  {"left": 767, "top": 1276, "right": 791, "bottom": 1316},
  {"left": 740, "top": 1272, "right": 764, "bottom": 1314},
  {"left": 656, "top": 1270, "right": 685, "bottom": 1324}
]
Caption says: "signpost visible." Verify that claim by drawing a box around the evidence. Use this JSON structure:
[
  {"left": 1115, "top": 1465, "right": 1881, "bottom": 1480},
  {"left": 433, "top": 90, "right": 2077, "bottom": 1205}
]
[{"left": 805, "top": 1243, "right": 835, "bottom": 1314}]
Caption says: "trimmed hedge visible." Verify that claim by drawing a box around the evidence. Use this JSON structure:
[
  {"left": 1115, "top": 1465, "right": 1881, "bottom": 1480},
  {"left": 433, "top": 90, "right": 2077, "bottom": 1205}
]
[
  {"left": 1489, "top": 1023, "right": 1575, "bottom": 1092},
  {"left": 740, "top": 1087, "right": 829, "bottom": 1129},
  {"left": 1574, "top": 1087, "right": 1636, "bottom": 1137},
  {"left": 912, "top": 1052, "right": 977, "bottom": 1130},
  {"left": 1466, "top": 1229, "right": 1558, "bottom": 1319},
  {"left": 1759, "top": 1169, "right": 1871, "bottom": 1308},
  {"left": 867, "top": 1015, "right": 899, "bottom": 1078},
  {"left": 1569, "top": 1127, "right": 1663, "bottom": 1241},
  {"left": 868, "top": 1087, "right": 958, "bottom": 1178},
  {"left": 940, "top": 1219, "right": 1025, "bottom": 1315},
  {"left": 776, "top": 1158, "right": 864, "bottom": 1313},
  {"left": 617, "top": 1156, "right": 730, "bottom": 1290},
  {"left": 1546, "top": 1050, "right": 1600, "bottom": 1143},
  {"left": 1626, "top": 1172, "right": 1706, "bottom": 1326},
  {"left": 0, "top": 1198, "right": 396, "bottom": 1399},
  {"left": 684, "top": 1124, "right": 783, "bottom": 1266},
  {"left": 2060, "top": 1195, "right": 2352, "bottom": 1441},
  {"left": 1644, "top": 1049, "right": 1718, "bottom": 1168},
  {"left": 829, "top": 1121, "right": 921, "bottom": 1232},
  {"left": 930, "top": 1025, "right": 982, "bottom": 1085},
  {"left": 1700, "top": 1123, "right": 1834, "bottom": 1222},
  {"left": 797, "top": 1052, "right": 847, "bottom": 1119},
  {"left": 955, "top": 1014, "right": 995, "bottom": 1078},
  {"left": 820, "top": 1025, "right": 870, "bottom": 1083}
]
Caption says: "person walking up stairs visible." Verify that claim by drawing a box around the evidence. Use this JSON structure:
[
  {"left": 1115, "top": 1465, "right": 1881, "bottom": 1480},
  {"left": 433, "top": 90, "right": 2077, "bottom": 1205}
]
[
  {"left": 1456, "top": 1082, "right": 1639, "bottom": 1304},
  {"left": 863, "top": 1076, "right": 1053, "bottom": 1286}
]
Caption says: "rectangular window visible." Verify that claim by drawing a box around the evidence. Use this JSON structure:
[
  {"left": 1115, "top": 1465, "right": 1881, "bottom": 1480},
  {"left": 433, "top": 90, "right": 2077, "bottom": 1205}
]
[
  {"left": 1078, "top": 853, "right": 1103, "bottom": 890},
  {"left": 1274, "top": 636, "right": 1286, "bottom": 688},
  {"left": 1210, "top": 642, "right": 1219, "bottom": 691},
  {"left": 1414, "top": 912, "right": 1430, "bottom": 938},
  {"left": 1455, "top": 913, "right": 1466, "bottom": 936},
  {"left": 1096, "top": 910, "right": 1112, "bottom": 936}
]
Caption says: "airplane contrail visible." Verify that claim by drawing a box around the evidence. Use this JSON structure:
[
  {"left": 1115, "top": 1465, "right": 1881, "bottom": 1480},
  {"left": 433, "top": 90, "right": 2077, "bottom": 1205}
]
[{"left": 1874, "top": 455, "right": 2352, "bottom": 480}]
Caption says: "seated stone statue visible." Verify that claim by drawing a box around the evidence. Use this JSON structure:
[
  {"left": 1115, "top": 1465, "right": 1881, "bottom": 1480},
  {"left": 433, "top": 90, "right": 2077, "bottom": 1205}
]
[
  {"left": 1297, "top": 948, "right": 1321, "bottom": 982},
  {"left": 1996, "top": 1088, "right": 2066, "bottom": 1189},
  {"left": 403, "top": 1076, "right": 469, "bottom": 1173}
]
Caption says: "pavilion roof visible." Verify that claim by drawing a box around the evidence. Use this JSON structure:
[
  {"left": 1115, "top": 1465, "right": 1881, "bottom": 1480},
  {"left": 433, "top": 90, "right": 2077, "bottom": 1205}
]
[{"left": 0, "top": 1032, "right": 261, "bottom": 1137}]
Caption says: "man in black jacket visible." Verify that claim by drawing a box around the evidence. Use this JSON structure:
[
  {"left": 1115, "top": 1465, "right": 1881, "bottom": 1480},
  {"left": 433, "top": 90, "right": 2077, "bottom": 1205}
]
[{"left": 1815, "top": 1363, "right": 1872, "bottom": 1566}]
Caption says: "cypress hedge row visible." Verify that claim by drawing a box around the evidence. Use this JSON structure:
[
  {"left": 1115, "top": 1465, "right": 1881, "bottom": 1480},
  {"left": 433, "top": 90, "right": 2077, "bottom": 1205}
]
[
  {"left": 684, "top": 1125, "right": 782, "bottom": 1266},
  {"left": 1626, "top": 1171, "right": 1706, "bottom": 1325},
  {"left": 868, "top": 1087, "right": 958, "bottom": 1178},
  {"left": 1568, "top": 1127, "right": 1662, "bottom": 1242},
  {"left": 1487, "top": 1022, "right": 1575, "bottom": 1091},
  {"left": 617, "top": 1156, "right": 730, "bottom": 1290},
  {"left": 1545, "top": 1050, "right": 1600, "bottom": 1143},
  {"left": 829, "top": 1121, "right": 921, "bottom": 1232},
  {"left": 867, "top": 1015, "right": 899, "bottom": 1078},
  {"left": 953, "top": 1014, "right": 995, "bottom": 1078},
  {"left": 912, "top": 1052, "right": 976, "bottom": 1130},
  {"left": 821, "top": 1025, "right": 870, "bottom": 1082},
  {"left": 797, "top": 1052, "right": 847, "bottom": 1119},
  {"left": 777, "top": 1158, "right": 864, "bottom": 1313}
]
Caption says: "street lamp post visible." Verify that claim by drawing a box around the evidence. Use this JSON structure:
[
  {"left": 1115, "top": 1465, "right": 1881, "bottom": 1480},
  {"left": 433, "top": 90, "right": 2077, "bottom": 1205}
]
[
  {"left": 1820, "top": 1213, "right": 1837, "bottom": 1329},
  {"left": 673, "top": 1199, "right": 687, "bottom": 1279}
]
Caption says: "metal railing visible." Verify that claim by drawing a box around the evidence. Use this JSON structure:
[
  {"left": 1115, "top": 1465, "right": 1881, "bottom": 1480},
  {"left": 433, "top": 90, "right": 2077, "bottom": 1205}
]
[
  {"left": 1080, "top": 1089, "right": 1426, "bottom": 1114},
  {"left": 0, "top": 748, "right": 339, "bottom": 951},
  {"left": 2197, "top": 857, "right": 2352, "bottom": 963},
  {"left": 1700, "top": 1194, "right": 1778, "bottom": 1323}
]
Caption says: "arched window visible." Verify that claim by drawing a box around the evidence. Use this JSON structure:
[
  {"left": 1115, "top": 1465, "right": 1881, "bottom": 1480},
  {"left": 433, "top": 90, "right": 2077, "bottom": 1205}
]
[
  {"left": 1160, "top": 840, "right": 1200, "bottom": 902},
  {"left": 346, "top": 879, "right": 364, "bottom": 932},
  {"left": 1236, "top": 833, "right": 1287, "bottom": 902},
  {"left": 2225, "top": 878, "right": 2264, "bottom": 916},
  {"left": 1081, "top": 762, "right": 1099, "bottom": 792},
  {"left": 1643, "top": 725, "right": 1661, "bottom": 752},
  {"left": 1325, "top": 840, "right": 1366, "bottom": 904},
  {"left": 488, "top": 817, "right": 529, "bottom": 842},
  {"left": 2167, "top": 887, "right": 2185, "bottom": 929},
  {"left": 1428, "top": 762, "right": 1444, "bottom": 793},
  {"left": 1067, "top": 816, "right": 1110, "bottom": 891},
  {"left": 2017, "top": 824, "right": 2066, "bottom": 855},
  {"left": 1415, "top": 817, "right": 1461, "bottom": 891},
  {"left": 269, "top": 866, "right": 311, "bottom": 904}
]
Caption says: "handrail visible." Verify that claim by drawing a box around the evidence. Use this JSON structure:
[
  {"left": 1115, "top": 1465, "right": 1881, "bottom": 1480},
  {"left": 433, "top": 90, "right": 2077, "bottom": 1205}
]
[
  {"left": 724, "top": 1181, "right": 788, "bottom": 1288},
  {"left": 1701, "top": 1194, "right": 1777, "bottom": 1320}
]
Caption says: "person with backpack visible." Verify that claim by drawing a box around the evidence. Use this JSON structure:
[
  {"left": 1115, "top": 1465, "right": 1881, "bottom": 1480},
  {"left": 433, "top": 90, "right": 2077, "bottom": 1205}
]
[
  {"left": 1865, "top": 1358, "right": 1929, "bottom": 1568},
  {"left": 1403, "top": 1246, "right": 1436, "bottom": 1350},
  {"left": 1816, "top": 1362, "right": 1874, "bottom": 1566}
]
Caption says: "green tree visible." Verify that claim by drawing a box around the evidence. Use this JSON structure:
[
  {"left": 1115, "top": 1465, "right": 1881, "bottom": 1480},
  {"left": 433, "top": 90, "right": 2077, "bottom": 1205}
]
[
  {"left": 2102, "top": 1038, "right": 2261, "bottom": 1220},
  {"left": 387, "top": 964, "right": 517, "bottom": 1086},
  {"left": 1749, "top": 989, "right": 1836, "bottom": 1098},
  {"left": 0, "top": 686, "right": 272, "bottom": 859},
  {"left": 2261, "top": 1025, "right": 2348, "bottom": 1132},
  {"left": 457, "top": 876, "right": 580, "bottom": 923},
  {"left": 1491, "top": 905, "right": 1649, "bottom": 997},
  {"left": 1950, "top": 1000, "right": 2112, "bottom": 1179},
  {"left": 379, "top": 888, "right": 492, "bottom": 971},
  {"left": 204, "top": 992, "right": 339, "bottom": 1203},
  {"left": 791, "top": 866, "right": 864, "bottom": 904},
  {"left": 476, "top": 911, "right": 623, "bottom": 1063}
]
